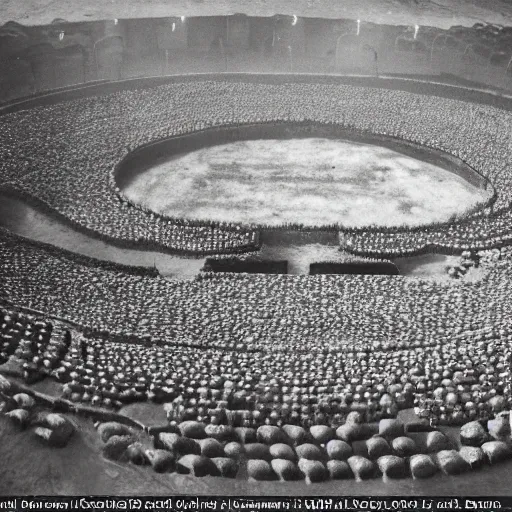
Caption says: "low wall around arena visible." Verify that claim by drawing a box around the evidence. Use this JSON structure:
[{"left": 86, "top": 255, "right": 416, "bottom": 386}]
[
  {"left": 203, "top": 257, "right": 288, "bottom": 274},
  {"left": 310, "top": 260, "right": 400, "bottom": 275}
]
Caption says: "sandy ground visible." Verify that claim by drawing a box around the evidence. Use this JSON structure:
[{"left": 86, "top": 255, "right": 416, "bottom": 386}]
[
  {"left": 123, "top": 138, "right": 488, "bottom": 229},
  {"left": 0, "top": 194, "right": 205, "bottom": 280},
  {"left": 2, "top": 0, "right": 512, "bottom": 29}
]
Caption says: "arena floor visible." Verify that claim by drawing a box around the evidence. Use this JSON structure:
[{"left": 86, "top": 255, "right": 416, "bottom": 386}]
[{"left": 122, "top": 137, "right": 489, "bottom": 229}]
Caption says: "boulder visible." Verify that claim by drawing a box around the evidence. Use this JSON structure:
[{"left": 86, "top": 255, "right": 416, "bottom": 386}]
[
  {"left": 32, "top": 414, "right": 74, "bottom": 447},
  {"left": 211, "top": 457, "right": 239, "bottom": 478},
  {"left": 32, "top": 427, "right": 64, "bottom": 448},
  {"left": 366, "top": 436, "right": 392, "bottom": 459},
  {"left": 269, "top": 443, "right": 296, "bottom": 461},
  {"left": 409, "top": 454, "right": 438, "bottom": 479},
  {"left": 176, "top": 454, "right": 218, "bottom": 477},
  {"left": 336, "top": 423, "right": 369, "bottom": 443},
  {"left": 310, "top": 425, "right": 335, "bottom": 444},
  {"left": 245, "top": 443, "right": 271, "bottom": 461},
  {"left": 391, "top": 436, "right": 417, "bottom": 457},
  {"left": 13, "top": 393, "right": 35, "bottom": 410},
  {"left": 158, "top": 432, "right": 200, "bottom": 457},
  {"left": 282, "top": 424, "right": 308, "bottom": 445},
  {"left": 6, "top": 408, "right": 30, "bottom": 428},
  {"left": 346, "top": 411, "right": 364, "bottom": 424},
  {"left": 257, "top": 425, "right": 288, "bottom": 445},
  {"left": 347, "top": 456, "right": 378, "bottom": 480},
  {"left": 458, "top": 446, "right": 485, "bottom": 469},
  {"left": 481, "top": 441, "right": 512, "bottom": 465},
  {"left": 425, "top": 431, "right": 451, "bottom": 453},
  {"left": 326, "top": 439, "right": 352, "bottom": 461},
  {"left": 460, "top": 421, "right": 488, "bottom": 447},
  {"left": 435, "top": 450, "right": 471, "bottom": 475},
  {"left": 145, "top": 449, "right": 176, "bottom": 473},
  {"left": 379, "top": 419, "right": 404, "bottom": 439},
  {"left": 327, "top": 460, "right": 354, "bottom": 480},
  {"left": 38, "top": 413, "right": 74, "bottom": 445},
  {"left": 271, "top": 459, "right": 302, "bottom": 481},
  {"left": 127, "top": 442, "right": 147, "bottom": 465},
  {"left": 377, "top": 455, "right": 408, "bottom": 479},
  {"left": 224, "top": 441, "right": 245, "bottom": 459},
  {"left": 488, "top": 396, "right": 506, "bottom": 414},
  {"left": 0, "top": 374, "right": 11, "bottom": 393},
  {"left": 487, "top": 416, "right": 511, "bottom": 441},
  {"left": 295, "top": 443, "right": 325, "bottom": 461},
  {"left": 178, "top": 421, "right": 206, "bottom": 439},
  {"left": 247, "top": 459, "right": 275, "bottom": 481},
  {"left": 102, "top": 434, "right": 135, "bottom": 462},
  {"left": 198, "top": 438, "right": 224, "bottom": 458},
  {"left": 98, "top": 422, "right": 133, "bottom": 443},
  {"left": 205, "top": 424, "right": 235, "bottom": 442},
  {"left": 298, "top": 458, "right": 328, "bottom": 483}
]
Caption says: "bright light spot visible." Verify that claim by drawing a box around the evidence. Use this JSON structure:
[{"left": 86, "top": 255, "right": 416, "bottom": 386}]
[
  {"left": 172, "top": 22, "right": 176, "bottom": 32},
  {"left": 414, "top": 24, "right": 419, "bottom": 39},
  {"left": 292, "top": 15, "right": 298, "bottom": 26},
  {"left": 357, "top": 19, "right": 361, "bottom": 36},
  {"left": 59, "top": 31, "right": 64, "bottom": 41},
  {"left": 180, "top": 16, "right": 185, "bottom": 22},
  {"left": 114, "top": 18, "right": 118, "bottom": 25}
]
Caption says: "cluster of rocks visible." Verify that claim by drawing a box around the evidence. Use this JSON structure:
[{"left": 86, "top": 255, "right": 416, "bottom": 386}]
[
  {"left": 98, "top": 420, "right": 239, "bottom": 478},
  {"left": 0, "top": 375, "right": 75, "bottom": 448},
  {"left": 96, "top": 413, "right": 512, "bottom": 483}
]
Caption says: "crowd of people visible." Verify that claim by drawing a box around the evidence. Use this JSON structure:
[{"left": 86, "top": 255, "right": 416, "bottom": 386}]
[
  {"left": 1, "top": 79, "right": 512, "bottom": 255},
  {"left": 0, "top": 306, "right": 71, "bottom": 380},
  {"left": 1, "top": 223, "right": 510, "bottom": 426},
  {"left": 1, "top": 77, "right": 512, "bottom": 427}
]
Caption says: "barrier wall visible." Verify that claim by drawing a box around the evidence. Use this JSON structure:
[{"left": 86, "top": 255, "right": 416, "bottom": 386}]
[
  {"left": 1, "top": 15, "right": 512, "bottom": 104},
  {"left": 203, "top": 258, "right": 288, "bottom": 274},
  {"left": 309, "top": 261, "right": 400, "bottom": 275}
]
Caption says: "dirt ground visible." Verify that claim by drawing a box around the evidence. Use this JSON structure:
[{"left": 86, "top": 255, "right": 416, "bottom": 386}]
[
  {"left": 122, "top": 138, "right": 489, "bottom": 229},
  {"left": 2, "top": 0, "right": 512, "bottom": 29}
]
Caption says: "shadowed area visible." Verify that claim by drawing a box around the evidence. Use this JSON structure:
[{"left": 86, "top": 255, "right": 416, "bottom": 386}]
[{"left": 122, "top": 138, "right": 490, "bottom": 228}]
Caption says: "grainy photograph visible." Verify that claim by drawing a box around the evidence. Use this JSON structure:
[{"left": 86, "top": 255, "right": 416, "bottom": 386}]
[{"left": 0, "top": 0, "right": 511, "bottom": 501}]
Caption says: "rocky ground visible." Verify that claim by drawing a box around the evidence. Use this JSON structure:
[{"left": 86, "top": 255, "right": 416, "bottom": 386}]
[
  {"left": 2, "top": 0, "right": 512, "bottom": 29},
  {"left": 1, "top": 377, "right": 512, "bottom": 496}
]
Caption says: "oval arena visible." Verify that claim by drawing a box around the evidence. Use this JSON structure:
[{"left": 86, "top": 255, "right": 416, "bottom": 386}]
[{"left": 0, "top": 72, "right": 511, "bottom": 494}]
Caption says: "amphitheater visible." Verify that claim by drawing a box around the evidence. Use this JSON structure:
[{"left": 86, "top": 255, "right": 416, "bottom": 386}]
[{"left": 1, "top": 2, "right": 512, "bottom": 497}]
